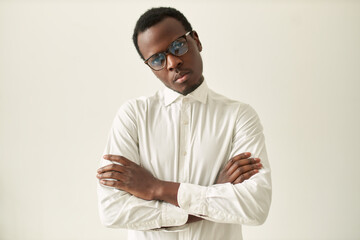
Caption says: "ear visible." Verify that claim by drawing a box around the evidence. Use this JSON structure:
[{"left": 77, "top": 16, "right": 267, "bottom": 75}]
[{"left": 191, "top": 31, "right": 202, "bottom": 52}]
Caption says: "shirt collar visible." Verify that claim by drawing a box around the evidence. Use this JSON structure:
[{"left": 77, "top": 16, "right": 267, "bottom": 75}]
[{"left": 163, "top": 80, "right": 208, "bottom": 106}]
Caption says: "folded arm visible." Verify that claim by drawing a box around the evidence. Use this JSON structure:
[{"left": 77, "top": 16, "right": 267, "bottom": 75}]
[
  {"left": 175, "top": 104, "right": 272, "bottom": 225},
  {"left": 97, "top": 101, "right": 189, "bottom": 230},
  {"left": 98, "top": 152, "right": 261, "bottom": 226},
  {"left": 97, "top": 101, "right": 271, "bottom": 229}
]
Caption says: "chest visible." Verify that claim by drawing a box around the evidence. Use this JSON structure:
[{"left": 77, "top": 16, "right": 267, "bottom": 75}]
[{"left": 137, "top": 101, "right": 237, "bottom": 185}]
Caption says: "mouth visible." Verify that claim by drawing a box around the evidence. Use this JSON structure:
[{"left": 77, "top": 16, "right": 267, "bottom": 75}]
[{"left": 173, "top": 71, "right": 190, "bottom": 84}]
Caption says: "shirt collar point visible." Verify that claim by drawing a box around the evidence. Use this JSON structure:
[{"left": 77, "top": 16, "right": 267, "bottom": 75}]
[{"left": 163, "top": 80, "right": 209, "bottom": 106}]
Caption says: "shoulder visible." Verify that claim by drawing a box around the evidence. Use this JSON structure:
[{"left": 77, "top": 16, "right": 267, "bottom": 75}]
[
  {"left": 208, "top": 88, "right": 261, "bottom": 124},
  {"left": 207, "top": 88, "right": 252, "bottom": 111},
  {"left": 116, "top": 91, "right": 162, "bottom": 117}
]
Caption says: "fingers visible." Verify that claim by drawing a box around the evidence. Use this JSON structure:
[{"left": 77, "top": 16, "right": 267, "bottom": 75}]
[
  {"left": 97, "top": 170, "right": 127, "bottom": 190},
  {"left": 233, "top": 169, "right": 259, "bottom": 184},
  {"left": 231, "top": 152, "right": 251, "bottom": 162},
  {"left": 97, "top": 163, "right": 126, "bottom": 174},
  {"left": 229, "top": 161, "right": 262, "bottom": 179},
  {"left": 98, "top": 179, "right": 124, "bottom": 190},
  {"left": 224, "top": 152, "right": 251, "bottom": 171},
  {"left": 226, "top": 153, "right": 262, "bottom": 184},
  {"left": 227, "top": 157, "right": 261, "bottom": 175},
  {"left": 97, "top": 155, "right": 134, "bottom": 190},
  {"left": 103, "top": 155, "right": 132, "bottom": 166},
  {"left": 97, "top": 171, "right": 125, "bottom": 182}
]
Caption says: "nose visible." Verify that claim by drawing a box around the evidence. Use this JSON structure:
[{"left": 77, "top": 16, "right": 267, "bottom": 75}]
[{"left": 166, "top": 54, "right": 182, "bottom": 71}]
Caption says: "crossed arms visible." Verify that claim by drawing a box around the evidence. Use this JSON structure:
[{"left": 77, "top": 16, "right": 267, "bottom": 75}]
[
  {"left": 96, "top": 101, "right": 271, "bottom": 230},
  {"left": 97, "top": 152, "right": 262, "bottom": 225}
]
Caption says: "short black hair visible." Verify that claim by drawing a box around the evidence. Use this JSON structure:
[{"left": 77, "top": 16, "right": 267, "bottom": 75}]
[{"left": 132, "top": 7, "right": 193, "bottom": 60}]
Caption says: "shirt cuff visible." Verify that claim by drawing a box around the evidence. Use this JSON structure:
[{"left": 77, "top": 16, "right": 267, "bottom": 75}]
[
  {"left": 160, "top": 202, "right": 188, "bottom": 228},
  {"left": 177, "top": 183, "right": 207, "bottom": 216}
]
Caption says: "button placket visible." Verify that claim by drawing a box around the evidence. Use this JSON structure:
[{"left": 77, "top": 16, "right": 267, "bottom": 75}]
[{"left": 180, "top": 97, "right": 190, "bottom": 182}]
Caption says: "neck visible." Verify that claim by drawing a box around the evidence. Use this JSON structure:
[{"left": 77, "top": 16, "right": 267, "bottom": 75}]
[{"left": 180, "top": 75, "right": 204, "bottom": 96}]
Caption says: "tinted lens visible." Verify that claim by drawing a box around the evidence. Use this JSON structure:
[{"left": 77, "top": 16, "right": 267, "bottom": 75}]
[
  {"left": 149, "top": 53, "right": 166, "bottom": 70},
  {"left": 169, "top": 38, "right": 188, "bottom": 56}
]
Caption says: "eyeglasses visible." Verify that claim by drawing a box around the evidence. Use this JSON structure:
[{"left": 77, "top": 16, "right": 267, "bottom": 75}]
[{"left": 144, "top": 31, "right": 193, "bottom": 71}]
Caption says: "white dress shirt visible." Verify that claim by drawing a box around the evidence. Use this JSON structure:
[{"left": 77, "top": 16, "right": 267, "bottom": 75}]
[{"left": 97, "top": 81, "right": 272, "bottom": 240}]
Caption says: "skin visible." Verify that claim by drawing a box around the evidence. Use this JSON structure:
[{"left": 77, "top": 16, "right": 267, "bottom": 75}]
[
  {"left": 97, "top": 17, "right": 263, "bottom": 225},
  {"left": 137, "top": 17, "right": 204, "bottom": 95},
  {"left": 216, "top": 153, "right": 262, "bottom": 184},
  {"left": 97, "top": 153, "right": 262, "bottom": 202},
  {"left": 97, "top": 152, "right": 262, "bottom": 223}
]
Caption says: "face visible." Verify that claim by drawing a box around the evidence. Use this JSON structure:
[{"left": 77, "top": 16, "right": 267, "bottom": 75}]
[{"left": 137, "top": 17, "right": 204, "bottom": 95}]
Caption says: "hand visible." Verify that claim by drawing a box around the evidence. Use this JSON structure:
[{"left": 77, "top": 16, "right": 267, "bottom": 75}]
[
  {"left": 188, "top": 152, "right": 262, "bottom": 225},
  {"left": 97, "top": 155, "right": 161, "bottom": 201},
  {"left": 216, "top": 152, "right": 262, "bottom": 184}
]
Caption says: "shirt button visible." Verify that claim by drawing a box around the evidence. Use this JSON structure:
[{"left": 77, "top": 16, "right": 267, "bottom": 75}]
[
  {"left": 183, "top": 121, "right": 188, "bottom": 125},
  {"left": 183, "top": 151, "right": 187, "bottom": 156}
]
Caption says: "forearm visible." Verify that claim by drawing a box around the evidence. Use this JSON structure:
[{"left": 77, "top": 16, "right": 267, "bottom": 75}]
[
  {"left": 150, "top": 152, "right": 263, "bottom": 224},
  {"left": 177, "top": 169, "right": 272, "bottom": 225},
  {"left": 98, "top": 157, "right": 190, "bottom": 230},
  {"left": 98, "top": 184, "right": 189, "bottom": 230}
]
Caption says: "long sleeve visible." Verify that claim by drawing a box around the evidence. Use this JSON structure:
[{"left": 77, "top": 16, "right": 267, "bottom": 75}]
[
  {"left": 97, "top": 100, "right": 188, "bottom": 230},
  {"left": 177, "top": 104, "right": 272, "bottom": 225}
]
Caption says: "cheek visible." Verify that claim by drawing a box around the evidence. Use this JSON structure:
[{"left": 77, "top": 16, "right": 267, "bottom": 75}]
[
  {"left": 187, "top": 44, "right": 202, "bottom": 69},
  {"left": 196, "top": 54, "right": 203, "bottom": 69},
  {"left": 190, "top": 52, "right": 203, "bottom": 73}
]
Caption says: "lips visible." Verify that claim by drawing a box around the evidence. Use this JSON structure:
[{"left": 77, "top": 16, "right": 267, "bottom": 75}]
[{"left": 173, "top": 71, "right": 190, "bottom": 83}]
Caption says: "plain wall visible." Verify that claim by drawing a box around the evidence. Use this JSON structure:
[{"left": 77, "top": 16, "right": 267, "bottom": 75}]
[{"left": 0, "top": 0, "right": 359, "bottom": 239}]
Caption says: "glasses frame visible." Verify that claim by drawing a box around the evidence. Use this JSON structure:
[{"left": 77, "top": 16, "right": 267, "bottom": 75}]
[{"left": 144, "top": 31, "right": 193, "bottom": 71}]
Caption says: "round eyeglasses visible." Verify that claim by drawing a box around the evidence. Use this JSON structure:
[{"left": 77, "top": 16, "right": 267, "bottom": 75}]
[{"left": 144, "top": 31, "right": 193, "bottom": 71}]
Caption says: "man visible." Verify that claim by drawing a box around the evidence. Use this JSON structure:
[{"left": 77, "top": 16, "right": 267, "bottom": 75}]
[{"left": 96, "top": 7, "right": 271, "bottom": 240}]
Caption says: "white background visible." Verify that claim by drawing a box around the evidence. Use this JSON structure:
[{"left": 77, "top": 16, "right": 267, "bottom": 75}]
[{"left": 0, "top": 0, "right": 359, "bottom": 239}]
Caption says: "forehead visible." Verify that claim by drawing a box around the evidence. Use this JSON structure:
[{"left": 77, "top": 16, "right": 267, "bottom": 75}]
[{"left": 138, "top": 17, "right": 187, "bottom": 59}]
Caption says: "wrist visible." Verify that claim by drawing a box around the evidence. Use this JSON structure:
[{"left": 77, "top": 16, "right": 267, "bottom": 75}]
[
  {"left": 153, "top": 180, "right": 180, "bottom": 206},
  {"left": 152, "top": 179, "right": 165, "bottom": 200}
]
